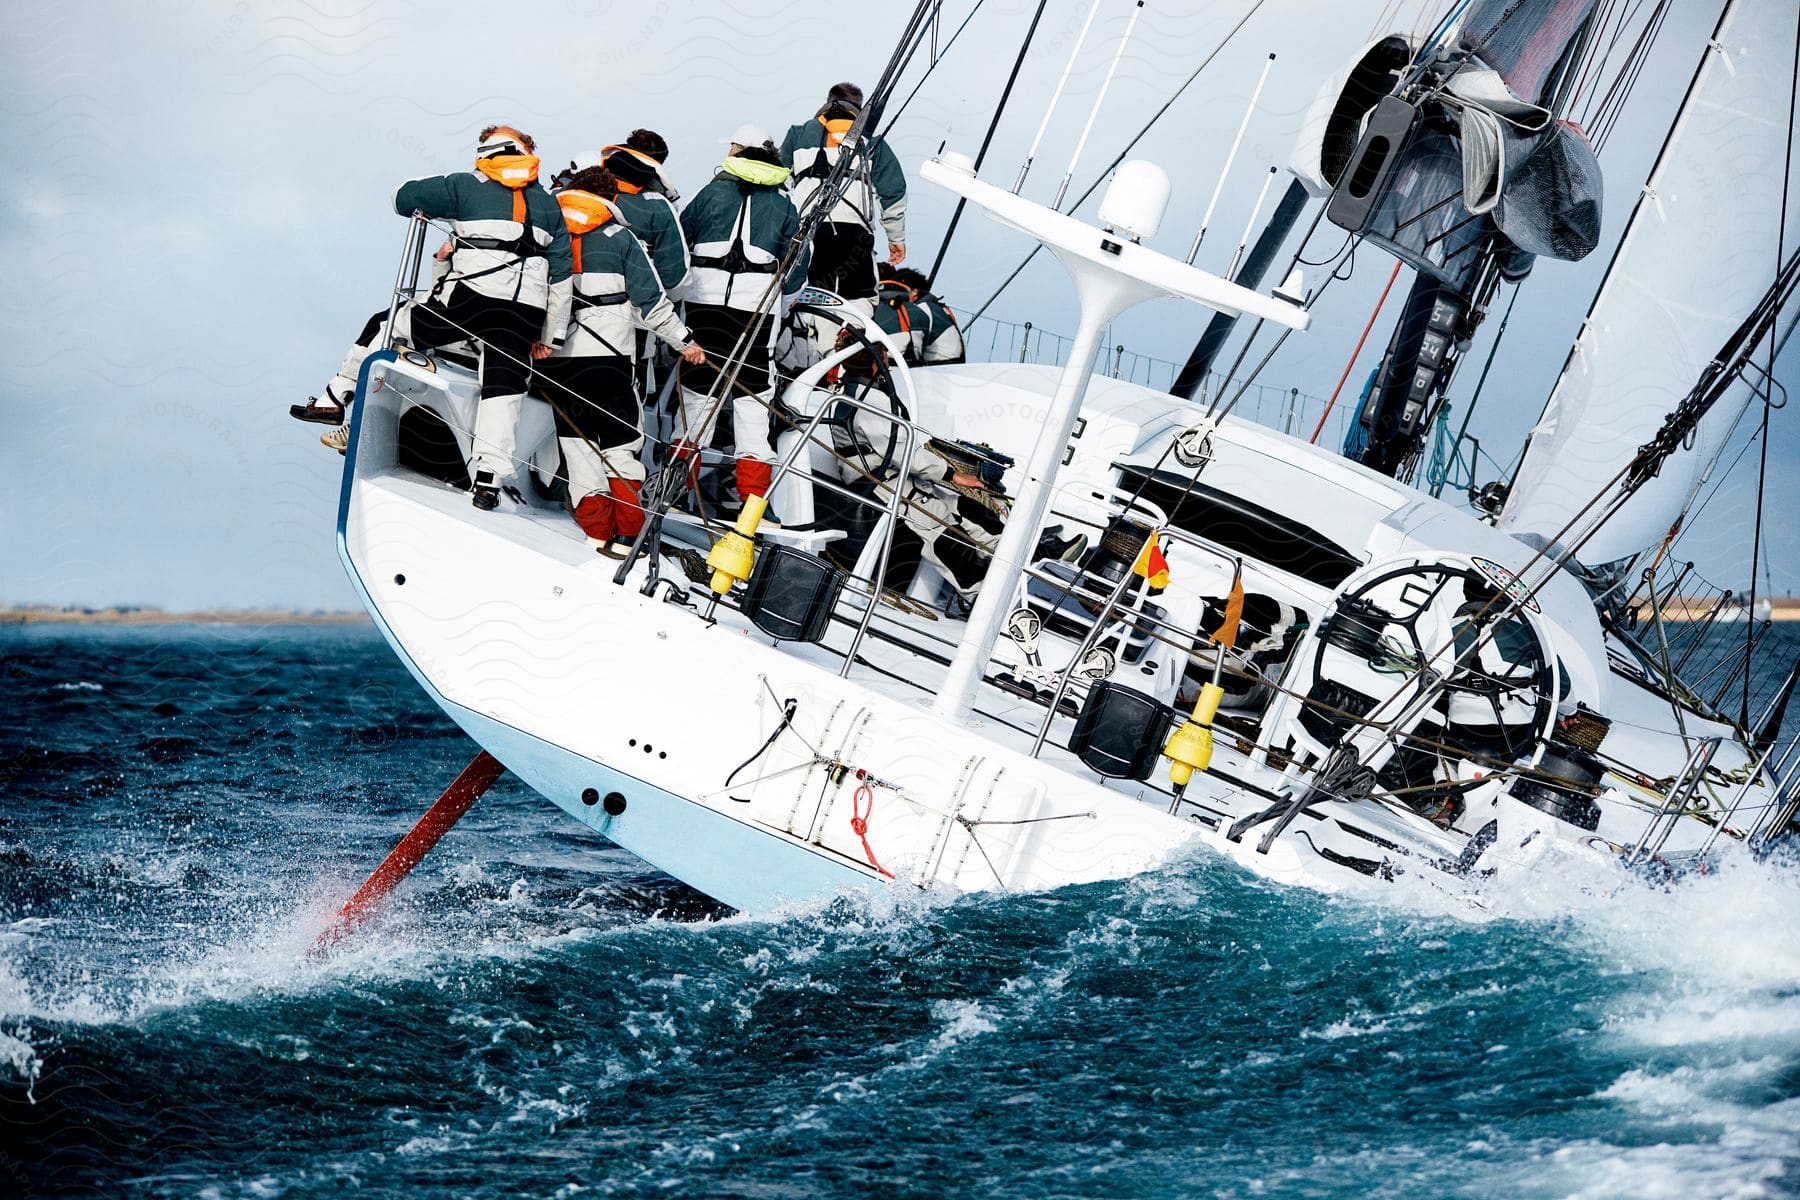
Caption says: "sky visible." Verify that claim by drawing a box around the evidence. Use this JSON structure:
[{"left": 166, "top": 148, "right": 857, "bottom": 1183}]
[{"left": 2, "top": 0, "right": 1795, "bottom": 611}]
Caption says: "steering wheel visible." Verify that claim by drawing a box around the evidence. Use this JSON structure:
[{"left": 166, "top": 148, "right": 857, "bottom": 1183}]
[
  {"left": 1310, "top": 561, "right": 1558, "bottom": 767},
  {"left": 790, "top": 302, "right": 910, "bottom": 483}
]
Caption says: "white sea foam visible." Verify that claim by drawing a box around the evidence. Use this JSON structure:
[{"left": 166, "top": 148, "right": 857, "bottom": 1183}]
[{"left": 925, "top": 998, "right": 998, "bottom": 1052}]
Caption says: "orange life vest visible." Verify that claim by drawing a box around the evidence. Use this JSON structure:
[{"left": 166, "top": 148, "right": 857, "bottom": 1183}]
[
  {"left": 557, "top": 190, "right": 614, "bottom": 274},
  {"left": 474, "top": 153, "right": 540, "bottom": 188},
  {"left": 821, "top": 116, "right": 854, "bottom": 148},
  {"left": 475, "top": 153, "right": 540, "bottom": 228}
]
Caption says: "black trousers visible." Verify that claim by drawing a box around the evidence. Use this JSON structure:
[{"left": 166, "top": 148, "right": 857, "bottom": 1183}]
[
  {"left": 533, "top": 356, "right": 639, "bottom": 449},
  {"left": 807, "top": 222, "right": 878, "bottom": 301},
  {"left": 351, "top": 288, "right": 542, "bottom": 400},
  {"left": 683, "top": 303, "right": 775, "bottom": 398}
]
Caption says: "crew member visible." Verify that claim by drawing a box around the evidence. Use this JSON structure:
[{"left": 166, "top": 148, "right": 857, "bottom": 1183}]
[
  {"left": 677, "top": 125, "right": 810, "bottom": 511},
  {"left": 296, "top": 125, "right": 572, "bottom": 510},
  {"left": 828, "top": 335, "right": 1007, "bottom": 603},
  {"left": 601, "top": 132, "right": 689, "bottom": 296},
  {"left": 890, "top": 267, "right": 965, "bottom": 365},
  {"left": 541, "top": 166, "right": 705, "bottom": 552},
  {"left": 779, "top": 82, "right": 907, "bottom": 301},
  {"left": 869, "top": 268, "right": 931, "bottom": 365}
]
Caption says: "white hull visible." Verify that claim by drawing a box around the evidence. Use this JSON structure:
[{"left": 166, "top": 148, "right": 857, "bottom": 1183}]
[{"left": 337, "top": 352, "right": 1787, "bottom": 913}]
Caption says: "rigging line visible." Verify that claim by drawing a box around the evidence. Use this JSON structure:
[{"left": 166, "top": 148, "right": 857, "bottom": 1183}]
[
  {"left": 1572, "top": 0, "right": 1647, "bottom": 123},
  {"left": 1437, "top": 282, "right": 1520, "bottom": 495},
  {"left": 879, "top": 0, "right": 991, "bottom": 136},
  {"left": 1592, "top": 0, "right": 1672, "bottom": 139},
  {"left": 1554, "top": 0, "right": 1628, "bottom": 119},
  {"left": 1201, "top": 221, "right": 1352, "bottom": 421},
  {"left": 959, "top": 811, "right": 1097, "bottom": 828},
  {"left": 1644, "top": 567, "right": 1695, "bottom": 745},
  {"left": 926, "top": 0, "right": 1050, "bottom": 289},
  {"left": 618, "top": 0, "right": 938, "bottom": 578},
  {"left": 1669, "top": 416, "right": 1761, "bottom": 538},
  {"left": 1310, "top": 261, "right": 1402, "bottom": 445},
  {"left": 1591, "top": 0, "right": 1674, "bottom": 153},
  {"left": 1566, "top": 0, "right": 1622, "bottom": 115},
  {"left": 966, "top": 0, "right": 1269, "bottom": 324},
  {"left": 1746, "top": 6, "right": 1797, "bottom": 727}
]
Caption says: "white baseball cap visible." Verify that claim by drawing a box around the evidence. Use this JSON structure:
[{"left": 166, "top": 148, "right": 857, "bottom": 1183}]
[{"left": 722, "top": 122, "right": 773, "bottom": 149}]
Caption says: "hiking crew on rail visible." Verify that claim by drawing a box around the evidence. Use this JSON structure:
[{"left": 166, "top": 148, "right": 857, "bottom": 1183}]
[
  {"left": 299, "top": 125, "right": 573, "bottom": 508},
  {"left": 296, "top": 97, "right": 966, "bottom": 542},
  {"left": 544, "top": 165, "right": 705, "bottom": 552}
]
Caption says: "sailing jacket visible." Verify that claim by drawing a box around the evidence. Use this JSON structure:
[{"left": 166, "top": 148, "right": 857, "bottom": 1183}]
[
  {"left": 394, "top": 171, "right": 573, "bottom": 340},
  {"left": 779, "top": 118, "right": 907, "bottom": 245},
  {"left": 679, "top": 158, "right": 811, "bottom": 312},
  {"left": 916, "top": 292, "right": 965, "bottom": 363},
  {"left": 610, "top": 187, "right": 690, "bottom": 298},
  {"left": 870, "top": 292, "right": 931, "bottom": 364},
  {"left": 551, "top": 198, "right": 691, "bottom": 361}
]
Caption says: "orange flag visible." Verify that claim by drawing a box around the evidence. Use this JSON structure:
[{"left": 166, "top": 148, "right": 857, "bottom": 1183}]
[
  {"left": 1131, "top": 534, "right": 1171, "bottom": 589},
  {"left": 1209, "top": 562, "right": 1245, "bottom": 648}
]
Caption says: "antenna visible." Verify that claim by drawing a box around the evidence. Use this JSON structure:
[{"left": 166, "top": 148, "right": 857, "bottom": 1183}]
[
  {"left": 1053, "top": 0, "right": 1146, "bottom": 211},
  {"left": 1188, "top": 51, "right": 1275, "bottom": 264},
  {"left": 1014, "top": 0, "right": 1104, "bottom": 193},
  {"left": 1227, "top": 166, "right": 1279, "bottom": 278}
]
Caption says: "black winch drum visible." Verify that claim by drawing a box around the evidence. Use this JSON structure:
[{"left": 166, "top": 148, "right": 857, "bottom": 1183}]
[
  {"left": 741, "top": 545, "right": 846, "bottom": 644},
  {"left": 1068, "top": 682, "right": 1175, "bottom": 781}
]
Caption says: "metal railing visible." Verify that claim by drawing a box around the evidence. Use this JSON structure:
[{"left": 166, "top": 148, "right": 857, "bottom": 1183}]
[
  {"left": 1696, "top": 727, "right": 1800, "bottom": 857},
  {"left": 756, "top": 339, "right": 928, "bottom": 681},
  {"left": 384, "top": 212, "right": 431, "bottom": 346},
  {"left": 1624, "top": 736, "right": 1721, "bottom": 866},
  {"left": 1024, "top": 522, "right": 1243, "bottom": 757}
]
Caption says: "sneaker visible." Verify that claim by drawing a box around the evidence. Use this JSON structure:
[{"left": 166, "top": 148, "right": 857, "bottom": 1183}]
[
  {"left": 290, "top": 396, "right": 346, "bottom": 425},
  {"left": 471, "top": 485, "right": 499, "bottom": 511},
  {"left": 320, "top": 426, "right": 349, "bottom": 455},
  {"left": 1034, "top": 525, "right": 1088, "bottom": 563}
]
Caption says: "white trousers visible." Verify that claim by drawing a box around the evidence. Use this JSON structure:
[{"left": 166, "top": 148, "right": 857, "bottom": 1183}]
[{"left": 677, "top": 385, "right": 773, "bottom": 463}]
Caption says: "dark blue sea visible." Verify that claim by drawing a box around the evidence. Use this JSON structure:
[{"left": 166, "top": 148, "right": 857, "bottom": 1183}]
[{"left": 2, "top": 624, "right": 1798, "bottom": 1199}]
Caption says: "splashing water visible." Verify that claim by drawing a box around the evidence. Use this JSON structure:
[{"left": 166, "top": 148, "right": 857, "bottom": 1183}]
[{"left": 1, "top": 625, "right": 1796, "bottom": 1198}]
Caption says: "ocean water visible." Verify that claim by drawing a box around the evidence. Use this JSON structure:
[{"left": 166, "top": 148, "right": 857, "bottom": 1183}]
[{"left": 2, "top": 624, "right": 1797, "bottom": 1199}]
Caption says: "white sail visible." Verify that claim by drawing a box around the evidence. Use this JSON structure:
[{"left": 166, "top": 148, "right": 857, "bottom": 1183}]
[{"left": 1497, "top": 0, "right": 1797, "bottom": 566}]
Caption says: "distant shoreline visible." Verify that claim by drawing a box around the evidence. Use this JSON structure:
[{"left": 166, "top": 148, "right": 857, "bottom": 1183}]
[
  {"left": 1, "top": 607, "right": 371, "bottom": 626},
  {"left": 6, "top": 599, "right": 1798, "bottom": 627}
]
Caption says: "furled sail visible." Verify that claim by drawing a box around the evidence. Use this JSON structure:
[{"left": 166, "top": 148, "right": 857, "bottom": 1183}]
[
  {"left": 1289, "top": 0, "right": 1604, "bottom": 476},
  {"left": 1498, "top": 0, "right": 1799, "bottom": 567}
]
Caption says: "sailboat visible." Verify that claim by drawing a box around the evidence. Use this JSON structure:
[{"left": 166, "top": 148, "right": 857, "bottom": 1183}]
[{"left": 323, "top": 0, "right": 1799, "bottom": 917}]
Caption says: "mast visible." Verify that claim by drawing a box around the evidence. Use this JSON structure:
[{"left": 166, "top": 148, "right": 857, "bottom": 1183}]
[
  {"left": 1498, "top": 0, "right": 1800, "bottom": 565},
  {"left": 920, "top": 154, "right": 1309, "bottom": 723}
]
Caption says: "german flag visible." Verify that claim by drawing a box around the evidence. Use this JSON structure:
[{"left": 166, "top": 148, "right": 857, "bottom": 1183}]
[{"left": 1132, "top": 534, "right": 1171, "bottom": 590}]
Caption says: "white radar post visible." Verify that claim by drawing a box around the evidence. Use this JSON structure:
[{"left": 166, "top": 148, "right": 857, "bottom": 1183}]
[{"left": 922, "top": 152, "right": 1311, "bottom": 724}]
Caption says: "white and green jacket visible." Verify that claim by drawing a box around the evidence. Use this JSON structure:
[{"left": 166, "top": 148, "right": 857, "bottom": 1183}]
[
  {"left": 552, "top": 211, "right": 691, "bottom": 360},
  {"left": 779, "top": 119, "right": 907, "bottom": 244},
  {"left": 610, "top": 189, "right": 690, "bottom": 299},
  {"left": 678, "top": 158, "right": 811, "bottom": 312},
  {"left": 917, "top": 292, "right": 965, "bottom": 363},
  {"left": 394, "top": 172, "right": 573, "bottom": 341}
]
